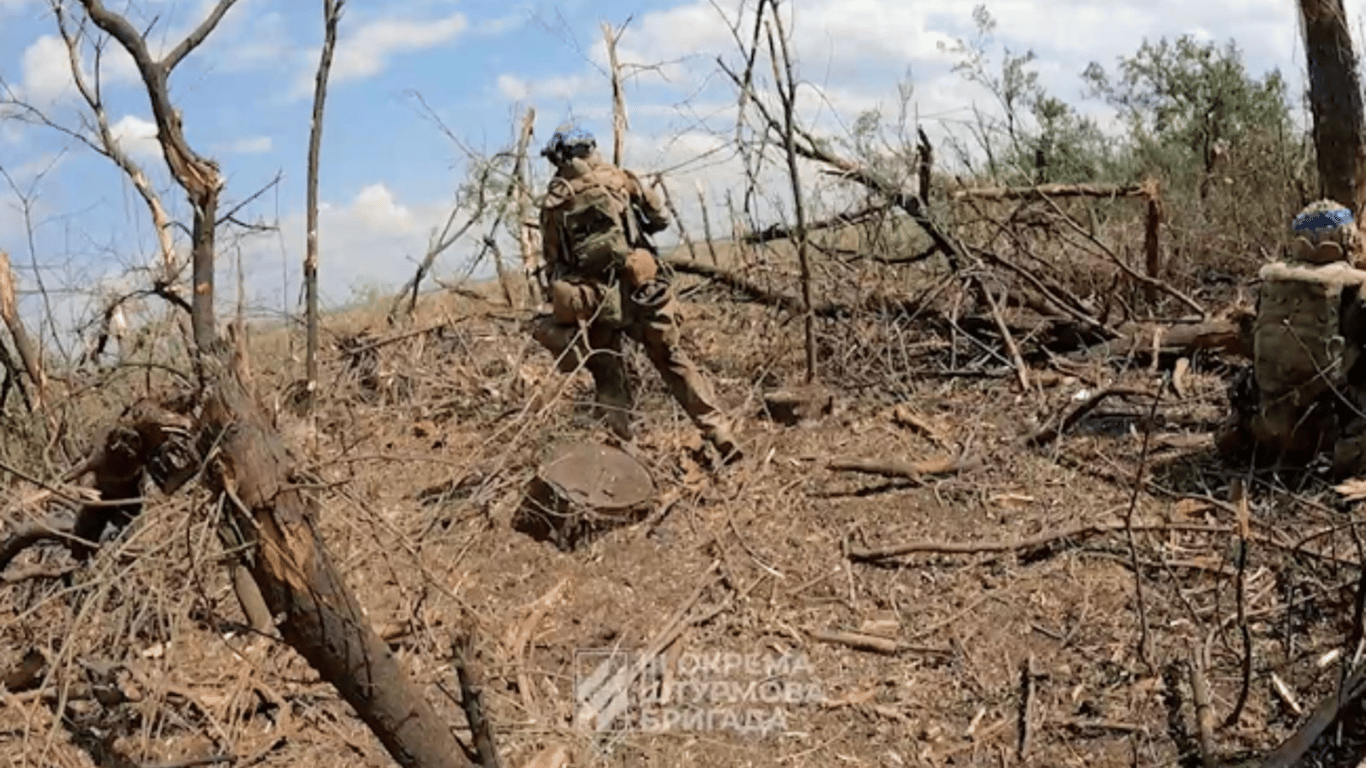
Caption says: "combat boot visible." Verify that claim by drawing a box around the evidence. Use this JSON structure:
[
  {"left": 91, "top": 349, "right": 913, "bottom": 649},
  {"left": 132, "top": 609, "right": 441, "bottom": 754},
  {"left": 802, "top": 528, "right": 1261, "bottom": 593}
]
[{"left": 587, "top": 356, "right": 634, "bottom": 441}]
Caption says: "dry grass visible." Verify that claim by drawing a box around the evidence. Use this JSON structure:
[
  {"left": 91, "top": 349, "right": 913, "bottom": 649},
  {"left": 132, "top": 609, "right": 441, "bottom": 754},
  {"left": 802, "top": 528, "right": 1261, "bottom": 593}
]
[{"left": 0, "top": 196, "right": 1357, "bottom": 768}]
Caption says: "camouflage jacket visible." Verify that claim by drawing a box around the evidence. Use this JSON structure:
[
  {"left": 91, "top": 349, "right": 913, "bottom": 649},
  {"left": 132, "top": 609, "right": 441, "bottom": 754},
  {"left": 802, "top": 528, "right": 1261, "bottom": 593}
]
[{"left": 539, "top": 157, "right": 669, "bottom": 281}]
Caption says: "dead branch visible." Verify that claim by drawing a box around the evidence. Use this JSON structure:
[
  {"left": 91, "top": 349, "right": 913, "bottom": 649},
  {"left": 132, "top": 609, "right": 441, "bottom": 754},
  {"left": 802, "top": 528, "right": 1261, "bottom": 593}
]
[
  {"left": 304, "top": 0, "right": 347, "bottom": 409},
  {"left": 1143, "top": 180, "right": 1164, "bottom": 304},
  {"left": 480, "top": 115, "right": 541, "bottom": 310},
  {"left": 1257, "top": 662, "right": 1366, "bottom": 768},
  {"left": 389, "top": 160, "right": 496, "bottom": 324},
  {"left": 1224, "top": 480, "right": 1253, "bottom": 729},
  {"left": 78, "top": 0, "right": 233, "bottom": 346},
  {"left": 0, "top": 251, "right": 46, "bottom": 409},
  {"left": 807, "top": 628, "right": 949, "bottom": 656},
  {"left": 826, "top": 454, "right": 980, "bottom": 480},
  {"left": 50, "top": 2, "right": 181, "bottom": 283},
  {"left": 655, "top": 177, "right": 701, "bottom": 262},
  {"left": 1017, "top": 654, "right": 1036, "bottom": 760},
  {"left": 950, "top": 182, "right": 1149, "bottom": 201},
  {"left": 976, "top": 278, "right": 1030, "bottom": 390},
  {"left": 1033, "top": 190, "right": 1204, "bottom": 317},
  {"left": 452, "top": 619, "right": 503, "bottom": 768},
  {"left": 847, "top": 521, "right": 1231, "bottom": 563},
  {"left": 512, "top": 108, "right": 541, "bottom": 304},
  {"left": 717, "top": 54, "right": 967, "bottom": 272},
  {"left": 1028, "top": 387, "right": 1159, "bottom": 447},
  {"left": 695, "top": 181, "right": 720, "bottom": 265},
  {"left": 764, "top": 0, "right": 815, "bottom": 382},
  {"left": 742, "top": 202, "right": 891, "bottom": 244},
  {"left": 1189, "top": 644, "right": 1216, "bottom": 768},
  {"left": 1123, "top": 380, "right": 1163, "bottom": 669},
  {"left": 965, "top": 242, "right": 1117, "bottom": 338},
  {"left": 1077, "top": 319, "right": 1250, "bottom": 361},
  {"left": 601, "top": 19, "right": 628, "bottom": 166}
]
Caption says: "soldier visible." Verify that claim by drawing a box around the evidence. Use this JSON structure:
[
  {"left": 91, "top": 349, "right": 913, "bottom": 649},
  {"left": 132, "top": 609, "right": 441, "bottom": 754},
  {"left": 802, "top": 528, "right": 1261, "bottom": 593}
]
[
  {"left": 529, "top": 127, "right": 742, "bottom": 463},
  {"left": 1217, "top": 199, "right": 1366, "bottom": 478}
]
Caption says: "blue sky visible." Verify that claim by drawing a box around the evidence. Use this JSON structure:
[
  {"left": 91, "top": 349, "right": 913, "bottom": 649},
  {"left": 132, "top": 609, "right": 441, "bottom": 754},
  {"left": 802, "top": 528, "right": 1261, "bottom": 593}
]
[{"left": 0, "top": 0, "right": 1345, "bottom": 348}]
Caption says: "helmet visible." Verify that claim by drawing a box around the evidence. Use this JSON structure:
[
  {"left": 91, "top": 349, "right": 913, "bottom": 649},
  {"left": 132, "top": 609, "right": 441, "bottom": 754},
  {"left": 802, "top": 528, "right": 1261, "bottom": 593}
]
[
  {"left": 1293, "top": 199, "right": 1355, "bottom": 246},
  {"left": 541, "top": 128, "right": 596, "bottom": 165},
  {"left": 1289, "top": 199, "right": 1357, "bottom": 264}
]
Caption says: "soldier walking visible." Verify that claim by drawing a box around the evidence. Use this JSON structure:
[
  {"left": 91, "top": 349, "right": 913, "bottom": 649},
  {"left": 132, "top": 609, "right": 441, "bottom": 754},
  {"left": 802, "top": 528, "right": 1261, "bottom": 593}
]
[{"left": 529, "top": 128, "right": 742, "bottom": 464}]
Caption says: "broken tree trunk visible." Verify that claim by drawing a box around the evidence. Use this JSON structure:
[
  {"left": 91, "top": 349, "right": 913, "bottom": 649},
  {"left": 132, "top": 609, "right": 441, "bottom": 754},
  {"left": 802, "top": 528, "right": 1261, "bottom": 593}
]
[
  {"left": 1299, "top": 0, "right": 1366, "bottom": 223},
  {"left": 75, "top": 1, "right": 482, "bottom": 764},
  {"left": 0, "top": 251, "right": 46, "bottom": 410},
  {"left": 196, "top": 357, "right": 476, "bottom": 768},
  {"left": 513, "top": 107, "right": 540, "bottom": 306},
  {"left": 1074, "top": 317, "right": 1251, "bottom": 361}
]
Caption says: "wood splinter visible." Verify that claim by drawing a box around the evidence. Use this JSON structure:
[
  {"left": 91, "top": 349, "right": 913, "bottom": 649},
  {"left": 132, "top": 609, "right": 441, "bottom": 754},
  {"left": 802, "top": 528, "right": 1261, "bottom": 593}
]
[
  {"left": 826, "top": 455, "right": 981, "bottom": 480},
  {"left": 807, "top": 628, "right": 951, "bottom": 657}
]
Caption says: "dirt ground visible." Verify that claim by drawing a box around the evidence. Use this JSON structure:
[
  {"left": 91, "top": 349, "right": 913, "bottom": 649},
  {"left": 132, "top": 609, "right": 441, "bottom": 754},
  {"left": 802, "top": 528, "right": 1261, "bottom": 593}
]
[{"left": 1, "top": 256, "right": 1363, "bottom": 768}]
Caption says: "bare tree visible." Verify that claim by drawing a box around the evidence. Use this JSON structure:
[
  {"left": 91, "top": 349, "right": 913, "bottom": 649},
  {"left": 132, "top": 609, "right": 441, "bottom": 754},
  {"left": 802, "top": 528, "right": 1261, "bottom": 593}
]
[
  {"left": 62, "top": 2, "right": 478, "bottom": 765},
  {"left": 512, "top": 107, "right": 542, "bottom": 304},
  {"left": 601, "top": 19, "right": 629, "bottom": 165},
  {"left": 0, "top": 251, "right": 47, "bottom": 411},
  {"left": 304, "top": 0, "right": 346, "bottom": 411},
  {"left": 764, "top": 0, "right": 816, "bottom": 383},
  {"left": 1299, "top": 0, "right": 1366, "bottom": 219}
]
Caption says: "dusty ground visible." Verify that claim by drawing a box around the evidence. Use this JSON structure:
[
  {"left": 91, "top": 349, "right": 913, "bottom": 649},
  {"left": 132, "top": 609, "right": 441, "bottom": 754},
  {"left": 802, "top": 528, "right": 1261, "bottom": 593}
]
[{"left": 0, "top": 237, "right": 1362, "bottom": 768}]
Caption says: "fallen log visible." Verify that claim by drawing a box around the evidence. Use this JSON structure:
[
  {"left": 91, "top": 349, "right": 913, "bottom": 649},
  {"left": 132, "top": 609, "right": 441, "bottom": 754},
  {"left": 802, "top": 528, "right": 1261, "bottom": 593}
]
[
  {"left": 1074, "top": 318, "right": 1251, "bottom": 361},
  {"left": 950, "top": 182, "right": 1149, "bottom": 202},
  {"left": 742, "top": 202, "right": 891, "bottom": 244}
]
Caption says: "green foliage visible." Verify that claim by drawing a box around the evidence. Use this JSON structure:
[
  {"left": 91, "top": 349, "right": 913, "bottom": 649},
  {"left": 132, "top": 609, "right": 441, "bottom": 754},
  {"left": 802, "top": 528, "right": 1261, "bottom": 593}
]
[
  {"left": 1082, "top": 35, "right": 1299, "bottom": 191},
  {"left": 920, "top": 5, "right": 1319, "bottom": 278},
  {"left": 935, "top": 4, "right": 1119, "bottom": 186}
]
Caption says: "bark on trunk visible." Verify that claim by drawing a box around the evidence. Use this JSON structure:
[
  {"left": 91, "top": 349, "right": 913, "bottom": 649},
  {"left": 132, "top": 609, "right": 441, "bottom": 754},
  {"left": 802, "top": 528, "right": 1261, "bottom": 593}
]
[
  {"left": 1300, "top": 0, "right": 1366, "bottom": 219},
  {"left": 199, "top": 359, "right": 474, "bottom": 768}
]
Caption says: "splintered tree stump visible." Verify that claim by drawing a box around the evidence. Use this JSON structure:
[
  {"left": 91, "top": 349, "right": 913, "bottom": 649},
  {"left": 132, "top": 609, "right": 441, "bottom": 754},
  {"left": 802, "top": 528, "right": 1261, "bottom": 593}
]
[
  {"left": 514, "top": 441, "right": 656, "bottom": 551},
  {"left": 762, "top": 384, "right": 835, "bottom": 426}
]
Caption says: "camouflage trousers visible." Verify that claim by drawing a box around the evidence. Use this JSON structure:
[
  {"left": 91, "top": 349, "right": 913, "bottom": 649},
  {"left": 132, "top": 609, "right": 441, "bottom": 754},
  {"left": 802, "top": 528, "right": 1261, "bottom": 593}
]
[
  {"left": 1217, "top": 364, "right": 1366, "bottom": 478},
  {"left": 530, "top": 276, "right": 733, "bottom": 443}
]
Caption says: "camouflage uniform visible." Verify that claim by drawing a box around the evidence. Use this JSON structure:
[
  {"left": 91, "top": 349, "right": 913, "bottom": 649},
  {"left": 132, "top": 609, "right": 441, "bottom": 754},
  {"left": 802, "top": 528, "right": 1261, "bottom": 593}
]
[
  {"left": 530, "top": 129, "right": 741, "bottom": 462},
  {"left": 1218, "top": 199, "right": 1366, "bottom": 477}
]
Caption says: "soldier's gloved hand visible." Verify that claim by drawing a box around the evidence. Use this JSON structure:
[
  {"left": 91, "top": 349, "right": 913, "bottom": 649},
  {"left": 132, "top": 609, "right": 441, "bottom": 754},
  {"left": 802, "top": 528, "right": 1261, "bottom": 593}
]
[{"left": 630, "top": 278, "right": 669, "bottom": 309}]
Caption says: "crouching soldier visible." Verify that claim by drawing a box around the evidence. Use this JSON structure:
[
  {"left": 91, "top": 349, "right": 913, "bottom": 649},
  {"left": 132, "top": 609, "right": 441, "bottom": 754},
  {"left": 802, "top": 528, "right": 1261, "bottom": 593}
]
[
  {"left": 1217, "top": 199, "right": 1366, "bottom": 477},
  {"left": 528, "top": 127, "right": 742, "bottom": 464}
]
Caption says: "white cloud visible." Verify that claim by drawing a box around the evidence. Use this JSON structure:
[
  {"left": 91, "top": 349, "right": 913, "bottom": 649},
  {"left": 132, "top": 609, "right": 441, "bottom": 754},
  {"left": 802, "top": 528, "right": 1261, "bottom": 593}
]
[
  {"left": 287, "top": 11, "right": 469, "bottom": 98},
  {"left": 109, "top": 114, "right": 161, "bottom": 160},
  {"left": 351, "top": 183, "right": 417, "bottom": 231},
  {"left": 224, "top": 135, "right": 272, "bottom": 154},
  {"left": 237, "top": 182, "right": 458, "bottom": 314},
  {"left": 13, "top": 29, "right": 140, "bottom": 108},
  {"left": 18, "top": 35, "right": 75, "bottom": 104},
  {"left": 497, "top": 74, "right": 528, "bottom": 101}
]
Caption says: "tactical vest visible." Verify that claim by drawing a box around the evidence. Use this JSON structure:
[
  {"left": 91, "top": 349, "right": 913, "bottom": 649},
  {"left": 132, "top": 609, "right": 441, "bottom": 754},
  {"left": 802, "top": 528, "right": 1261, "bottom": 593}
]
[
  {"left": 551, "top": 169, "right": 639, "bottom": 277},
  {"left": 1253, "top": 260, "right": 1366, "bottom": 418}
]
